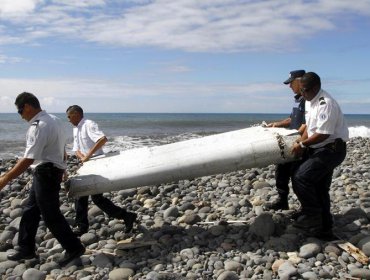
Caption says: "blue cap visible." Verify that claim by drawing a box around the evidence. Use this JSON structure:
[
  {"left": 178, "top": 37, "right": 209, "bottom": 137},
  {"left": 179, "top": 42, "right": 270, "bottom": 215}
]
[{"left": 284, "top": 70, "right": 306, "bottom": 84}]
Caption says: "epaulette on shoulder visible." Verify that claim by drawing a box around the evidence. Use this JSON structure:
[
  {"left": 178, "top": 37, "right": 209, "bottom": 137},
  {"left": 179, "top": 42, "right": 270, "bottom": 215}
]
[
  {"left": 31, "top": 120, "right": 40, "bottom": 126},
  {"left": 319, "top": 97, "right": 326, "bottom": 106}
]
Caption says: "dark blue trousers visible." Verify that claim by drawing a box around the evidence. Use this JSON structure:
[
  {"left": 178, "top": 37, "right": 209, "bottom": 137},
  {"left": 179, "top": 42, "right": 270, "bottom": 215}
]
[
  {"left": 275, "top": 163, "right": 291, "bottom": 197},
  {"left": 75, "top": 194, "right": 125, "bottom": 230},
  {"left": 292, "top": 142, "right": 346, "bottom": 230},
  {"left": 18, "top": 163, "right": 83, "bottom": 254},
  {"left": 275, "top": 160, "right": 303, "bottom": 198}
]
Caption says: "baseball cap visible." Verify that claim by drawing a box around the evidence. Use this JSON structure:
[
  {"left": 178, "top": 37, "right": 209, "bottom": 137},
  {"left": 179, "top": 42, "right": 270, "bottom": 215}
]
[{"left": 283, "top": 70, "right": 306, "bottom": 84}]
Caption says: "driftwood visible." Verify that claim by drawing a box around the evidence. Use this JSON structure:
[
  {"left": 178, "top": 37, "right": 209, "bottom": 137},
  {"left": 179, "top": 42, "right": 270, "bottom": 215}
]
[
  {"left": 336, "top": 241, "right": 369, "bottom": 265},
  {"left": 116, "top": 238, "right": 158, "bottom": 250},
  {"left": 197, "top": 220, "right": 249, "bottom": 225}
]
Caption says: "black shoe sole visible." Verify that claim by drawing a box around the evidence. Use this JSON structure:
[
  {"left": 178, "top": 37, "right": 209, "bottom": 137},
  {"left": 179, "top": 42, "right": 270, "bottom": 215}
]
[
  {"left": 58, "top": 247, "right": 85, "bottom": 267},
  {"left": 124, "top": 213, "right": 138, "bottom": 233},
  {"left": 8, "top": 252, "right": 36, "bottom": 261}
]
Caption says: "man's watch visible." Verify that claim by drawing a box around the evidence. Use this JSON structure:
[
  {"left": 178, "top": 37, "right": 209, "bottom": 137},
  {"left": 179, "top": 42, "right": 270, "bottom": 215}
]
[{"left": 298, "top": 141, "right": 306, "bottom": 149}]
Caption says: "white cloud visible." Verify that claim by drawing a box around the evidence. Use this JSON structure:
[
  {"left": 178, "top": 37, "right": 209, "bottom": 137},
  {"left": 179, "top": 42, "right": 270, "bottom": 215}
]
[
  {"left": 0, "top": 77, "right": 286, "bottom": 112},
  {"left": 0, "top": 95, "right": 13, "bottom": 107},
  {"left": 0, "top": 0, "right": 43, "bottom": 18},
  {"left": 165, "top": 65, "right": 192, "bottom": 73},
  {"left": 1, "top": 77, "right": 368, "bottom": 113},
  {"left": 0, "top": 0, "right": 369, "bottom": 52},
  {"left": 0, "top": 54, "right": 23, "bottom": 63},
  {"left": 52, "top": 0, "right": 106, "bottom": 8}
]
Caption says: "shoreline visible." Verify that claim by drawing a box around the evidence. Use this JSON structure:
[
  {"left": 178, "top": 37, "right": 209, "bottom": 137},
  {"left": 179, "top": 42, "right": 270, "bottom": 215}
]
[{"left": 0, "top": 137, "right": 370, "bottom": 279}]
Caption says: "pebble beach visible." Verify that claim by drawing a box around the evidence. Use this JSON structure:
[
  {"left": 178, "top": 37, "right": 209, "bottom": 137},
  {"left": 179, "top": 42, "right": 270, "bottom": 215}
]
[{"left": 1, "top": 137, "right": 370, "bottom": 280}]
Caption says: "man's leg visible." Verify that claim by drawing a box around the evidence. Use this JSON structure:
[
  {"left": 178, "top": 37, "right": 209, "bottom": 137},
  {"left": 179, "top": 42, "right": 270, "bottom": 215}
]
[
  {"left": 292, "top": 146, "right": 346, "bottom": 233},
  {"left": 34, "top": 165, "right": 84, "bottom": 254},
  {"left": 74, "top": 196, "right": 89, "bottom": 234},
  {"left": 8, "top": 184, "right": 40, "bottom": 260},
  {"left": 266, "top": 163, "right": 291, "bottom": 210},
  {"left": 92, "top": 194, "right": 137, "bottom": 233},
  {"left": 318, "top": 171, "right": 334, "bottom": 230}
]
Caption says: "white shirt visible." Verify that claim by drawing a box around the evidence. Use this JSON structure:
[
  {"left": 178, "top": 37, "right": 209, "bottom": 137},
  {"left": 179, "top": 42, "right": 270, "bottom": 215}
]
[
  {"left": 305, "top": 89, "right": 349, "bottom": 148},
  {"left": 24, "top": 110, "right": 67, "bottom": 169},
  {"left": 73, "top": 118, "right": 105, "bottom": 156}
]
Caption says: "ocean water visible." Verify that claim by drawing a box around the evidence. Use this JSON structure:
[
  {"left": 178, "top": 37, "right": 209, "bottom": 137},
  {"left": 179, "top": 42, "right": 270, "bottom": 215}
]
[{"left": 1, "top": 113, "right": 370, "bottom": 160}]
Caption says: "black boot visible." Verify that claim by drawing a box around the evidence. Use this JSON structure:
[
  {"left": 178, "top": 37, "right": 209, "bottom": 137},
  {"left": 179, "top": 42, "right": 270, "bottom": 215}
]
[
  {"left": 8, "top": 250, "right": 36, "bottom": 261},
  {"left": 73, "top": 224, "right": 88, "bottom": 236},
  {"left": 314, "top": 228, "right": 336, "bottom": 241},
  {"left": 57, "top": 246, "right": 85, "bottom": 267},
  {"left": 265, "top": 196, "right": 289, "bottom": 210},
  {"left": 289, "top": 208, "right": 303, "bottom": 220},
  {"left": 120, "top": 211, "right": 137, "bottom": 233},
  {"left": 293, "top": 213, "right": 322, "bottom": 230}
]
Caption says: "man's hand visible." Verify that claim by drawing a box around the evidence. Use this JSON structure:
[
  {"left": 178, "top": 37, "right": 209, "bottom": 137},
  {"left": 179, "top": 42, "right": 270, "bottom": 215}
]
[
  {"left": 81, "top": 156, "right": 90, "bottom": 163},
  {"left": 266, "top": 118, "right": 291, "bottom": 128},
  {"left": 0, "top": 158, "right": 34, "bottom": 191},
  {"left": 76, "top": 150, "right": 87, "bottom": 163},
  {"left": 291, "top": 142, "right": 305, "bottom": 158}
]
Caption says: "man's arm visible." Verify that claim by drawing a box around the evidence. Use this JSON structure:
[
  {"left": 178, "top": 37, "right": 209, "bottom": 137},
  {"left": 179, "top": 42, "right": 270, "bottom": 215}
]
[
  {"left": 81, "top": 136, "right": 108, "bottom": 163},
  {"left": 300, "top": 132, "right": 330, "bottom": 147},
  {"left": 267, "top": 117, "right": 291, "bottom": 128},
  {"left": 297, "top": 124, "right": 307, "bottom": 135},
  {"left": 75, "top": 150, "right": 86, "bottom": 161},
  {"left": 291, "top": 132, "right": 330, "bottom": 157},
  {"left": 0, "top": 158, "right": 34, "bottom": 190}
]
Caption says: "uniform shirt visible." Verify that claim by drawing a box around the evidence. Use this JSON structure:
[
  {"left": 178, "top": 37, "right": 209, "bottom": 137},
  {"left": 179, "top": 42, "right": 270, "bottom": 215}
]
[
  {"left": 24, "top": 110, "right": 67, "bottom": 169},
  {"left": 289, "top": 94, "right": 305, "bottom": 129},
  {"left": 73, "top": 118, "right": 105, "bottom": 157},
  {"left": 305, "top": 89, "right": 349, "bottom": 148}
]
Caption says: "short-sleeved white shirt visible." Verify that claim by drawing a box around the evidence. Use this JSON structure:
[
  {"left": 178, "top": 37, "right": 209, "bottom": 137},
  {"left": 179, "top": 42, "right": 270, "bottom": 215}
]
[
  {"left": 305, "top": 89, "right": 349, "bottom": 148},
  {"left": 72, "top": 118, "right": 105, "bottom": 156},
  {"left": 24, "top": 111, "right": 67, "bottom": 169}
]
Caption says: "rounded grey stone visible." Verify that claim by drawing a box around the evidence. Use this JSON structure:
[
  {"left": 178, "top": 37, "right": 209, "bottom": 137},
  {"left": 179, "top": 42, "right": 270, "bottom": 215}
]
[{"left": 22, "top": 268, "right": 46, "bottom": 280}]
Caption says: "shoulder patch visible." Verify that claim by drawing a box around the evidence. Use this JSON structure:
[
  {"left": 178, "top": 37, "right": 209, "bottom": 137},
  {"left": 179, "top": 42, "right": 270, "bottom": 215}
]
[
  {"left": 319, "top": 97, "right": 326, "bottom": 106},
  {"left": 31, "top": 120, "right": 40, "bottom": 126},
  {"left": 319, "top": 113, "right": 327, "bottom": 121}
]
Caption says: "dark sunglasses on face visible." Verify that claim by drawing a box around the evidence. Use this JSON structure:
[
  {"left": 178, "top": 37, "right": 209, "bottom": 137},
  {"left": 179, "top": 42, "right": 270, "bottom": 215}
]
[
  {"left": 300, "top": 87, "right": 310, "bottom": 94},
  {"left": 17, "top": 107, "right": 24, "bottom": 115}
]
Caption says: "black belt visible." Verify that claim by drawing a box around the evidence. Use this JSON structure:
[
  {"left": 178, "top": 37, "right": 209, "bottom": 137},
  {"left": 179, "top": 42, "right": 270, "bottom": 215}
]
[
  {"left": 36, "top": 162, "right": 64, "bottom": 171},
  {"left": 309, "top": 138, "right": 345, "bottom": 152}
]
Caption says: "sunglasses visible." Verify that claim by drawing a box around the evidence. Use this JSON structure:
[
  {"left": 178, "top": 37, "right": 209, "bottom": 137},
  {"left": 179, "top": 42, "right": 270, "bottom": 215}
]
[
  {"left": 300, "top": 87, "right": 311, "bottom": 94},
  {"left": 17, "top": 106, "right": 24, "bottom": 115}
]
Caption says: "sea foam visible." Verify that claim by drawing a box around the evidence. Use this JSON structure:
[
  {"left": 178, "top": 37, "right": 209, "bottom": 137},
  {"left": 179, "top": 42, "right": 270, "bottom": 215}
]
[{"left": 349, "top": 126, "right": 370, "bottom": 138}]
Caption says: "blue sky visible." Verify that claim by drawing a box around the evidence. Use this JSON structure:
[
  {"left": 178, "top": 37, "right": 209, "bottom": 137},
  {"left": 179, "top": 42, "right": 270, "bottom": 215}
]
[{"left": 0, "top": 0, "right": 370, "bottom": 114}]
